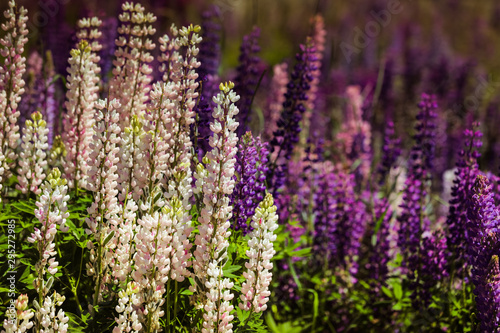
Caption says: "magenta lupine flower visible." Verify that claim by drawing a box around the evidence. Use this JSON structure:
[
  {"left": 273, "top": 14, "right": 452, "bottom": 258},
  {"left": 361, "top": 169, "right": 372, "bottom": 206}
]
[
  {"left": 234, "top": 26, "right": 263, "bottom": 137},
  {"left": 484, "top": 255, "right": 500, "bottom": 331},
  {"left": 230, "top": 132, "right": 269, "bottom": 235},
  {"left": 263, "top": 63, "right": 288, "bottom": 142},
  {"left": 446, "top": 124, "right": 482, "bottom": 278},
  {"left": 467, "top": 175, "right": 500, "bottom": 332}
]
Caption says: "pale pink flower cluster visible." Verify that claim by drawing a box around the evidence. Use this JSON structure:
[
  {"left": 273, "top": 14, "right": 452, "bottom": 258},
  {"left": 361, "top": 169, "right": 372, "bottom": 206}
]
[
  {"left": 17, "top": 111, "right": 49, "bottom": 195},
  {"left": 264, "top": 63, "right": 288, "bottom": 141},
  {"left": 36, "top": 292, "right": 69, "bottom": 333},
  {"left": 110, "top": 2, "right": 156, "bottom": 127},
  {"left": 1, "top": 294, "right": 34, "bottom": 333},
  {"left": 239, "top": 193, "right": 278, "bottom": 313},
  {"left": 337, "top": 85, "right": 372, "bottom": 178},
  {"left": 62, "top": 39, "right": 101, "bottom": 190},
  {"left": 202, "top": 263, "right": 235, "bottom": 333},
  {"left": 193, "top": 82, "right": 239, "bottom": 331},
  {"left": 117, "top": 115, "right": 150, "bottom": 202},
  {"left": 85, "top": 99, "right": 122, "bottom": 301},
  {"left": 77, "top": 17, "right": 103, "bottom": 54},
  {"left": 28, "top": 168, "right": 70, "bottom": 282},
  {"left": 131, "top": 198, "right": 191, "bottom": 331},
  {"left": 0, "top": 1, "right": 28, "bottom": 199},
  {"left": 113, "top": 282, "right": 142, "bottom": 333},
  {"left": 111, "top": 194, "right": 138, "bottom": 284}
]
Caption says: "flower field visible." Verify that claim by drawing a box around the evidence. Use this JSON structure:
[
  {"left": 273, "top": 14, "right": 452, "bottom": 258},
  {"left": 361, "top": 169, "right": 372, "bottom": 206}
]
[{"left": 2, "top": 0, "right": 500, "bottom": 332}]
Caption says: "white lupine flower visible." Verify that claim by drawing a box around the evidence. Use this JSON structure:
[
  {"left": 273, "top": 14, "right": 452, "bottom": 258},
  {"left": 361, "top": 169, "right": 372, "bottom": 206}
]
[
  {"left": 0, "top": 1, "right": 28, "bottom": 201},
  {"left": 131, "top": 197, "right": 190, "bottom": 331},
  {"left": 29, "top": 169, "right": 70, "bottom": 293},
  {"left": 36, "top": 292, "right": 69, "bottom": 333},
  {"left": 117, "top": 115, "right": 150, "bottom": 203},
  {"left": 192, "top": 82, "right": 239, "bottom": 330},
  {"left": 111, "top": 194, "right": 138, "bottom": 284},
  {"left": 16, "top": 112, "right": 49, "bottom": 195},
  {"left": 113, "top": 282, "right": 142, "bottom": 333},
  {"left": 85, "top": 98, "right": 122, "bottom": 304},
  {"left": 239, "top": 193, "right": 278, "bottom": 314},
  {"left": 109, "top": 2, "right": 156, "bottom": 128},
  {"left": 1, "top": 294, "right": 34, "bottom": 333},
  {"left": 62, "top": 40, "right": 100, "bottom": 190}
]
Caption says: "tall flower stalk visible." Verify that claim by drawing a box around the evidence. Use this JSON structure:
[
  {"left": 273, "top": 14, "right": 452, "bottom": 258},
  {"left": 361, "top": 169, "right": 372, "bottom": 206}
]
[
  {"left": 193, "top": 82, "right": 239, "bottom": 332},
  {"left": 27, "top": 168, "right": 70, "bottom": 332},
  {"left": 16, "top": 111, "right": 49, "bottom": 196},
  {"left": 0, "top": 1, "right": 28, "bottom": 200}
]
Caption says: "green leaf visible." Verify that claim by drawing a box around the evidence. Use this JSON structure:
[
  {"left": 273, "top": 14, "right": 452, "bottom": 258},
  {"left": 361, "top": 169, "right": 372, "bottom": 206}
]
[
  {"left": 236, "top": 307, "right": 250, "bottom": 323},
  {"left": 393, "top": 281, "right": 403, "bottom": 300},
  {"left": 288, "top": 247, "right": 312, "bottom": 257}
]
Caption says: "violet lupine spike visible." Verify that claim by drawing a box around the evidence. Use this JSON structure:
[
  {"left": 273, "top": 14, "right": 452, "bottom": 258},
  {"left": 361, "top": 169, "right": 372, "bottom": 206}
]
[
  {"left": 267, "top": 38, "right": 317, "bottom": 196},
  {"left": 446, "top": 124, "right": 482, "bottom": 278},
  {"left": 411, "top": 230, "right": 448, "bottom": 309},
  {"left": 312, "top": 171, "right": 338, "bottom": 269},
  {"left": 234, "top": 26, "right": 262, "bottom": 137},
  {"left": 411, "top": 93, "right": 438, "bottom": 175},
  {"left": 397, "top": 94, "right": 438, "bottom": 267},
  {"left": 367, "top": 197, "right": 392, "bottom": 285},
  {"left": 230, "top": 132, "right": 269, "bottom": 235},
  {"left": 334, "top": 172, "right": 366, "bottom": 280},
  {"left": 192, "top": 6, "right": 222, "bottom": 157},
  {"left": 467, "top": 175, "right": 500, "bottom": 332},
  {"left": 484, "top": 255, "right": 500, "bottom": 332},
  {"left": 377, "top": 120, "right": 401, "bottom": 185}
]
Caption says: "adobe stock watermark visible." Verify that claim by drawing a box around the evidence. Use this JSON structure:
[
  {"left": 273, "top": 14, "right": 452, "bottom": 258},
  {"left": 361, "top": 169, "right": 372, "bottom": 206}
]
[
  {"left": 214, "top": 0, "right": 242, "bottom": 14},
  {"left": 26, "top": 0, "right": 71, "bottom": 38},
  {"left": 5, "top": 219, "right": 17, "bottom": 325},
  {"left": 452, "top": 74, "right": 500, "bottom": 113},
  {"left": 340, "top": 0, "right": 409, "bottom": 64}
]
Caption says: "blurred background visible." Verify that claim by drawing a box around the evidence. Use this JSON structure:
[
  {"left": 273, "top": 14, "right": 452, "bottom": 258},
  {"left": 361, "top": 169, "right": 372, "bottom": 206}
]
[{"left": 3, "top": 0, "right": 500, "bottom": 181}]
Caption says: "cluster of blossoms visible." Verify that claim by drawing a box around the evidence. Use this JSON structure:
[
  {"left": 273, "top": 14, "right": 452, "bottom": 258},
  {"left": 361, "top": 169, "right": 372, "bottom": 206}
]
[
  {"left": 1, "top": 295, "right": 34, "bottom": 333},
  {"left": 239, "top": 193, "right": 279, "bottom": 314},
  {"left": 0, "top": 0, "right": 28, "bottom": 200},
  {"left": 193, "top": 81, "right": 239, "bottom": 332}
]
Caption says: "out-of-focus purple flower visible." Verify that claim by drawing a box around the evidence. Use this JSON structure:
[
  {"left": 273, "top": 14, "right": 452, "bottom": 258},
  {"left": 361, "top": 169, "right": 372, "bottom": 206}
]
[
  {"left": 312, "top": 171, "right": 338, "bottom": 268},
  {"left": 192, "top": 6, "right": 222, "bottom": 157},
  {"left": 485, "top": 255, "right": 500, "bottom": 330},
  {"left": 267, "top": 38, "right": 317, "bottom": 196},
  {"left": 398, "top": 94, "right": 438, "bottom": 267},
  {"left": 446, "top": 124, "right": 482, "bottom": 278},
  {"left": 230, "top": 132, "right": 269, "bottom": 235},
  {"left": 234, "top": 26, "right": 263, "bottom": 137},
  {"left": 367, "top": 197, "right": 392, "bottom": 284},
  {"left": 467, "top": 175, "right": 500, "bottom": 332},
  {"left": 411, "top": 230, "right": 448, "bottom": 308},
  {"left": 99, "top": 17, "right": 118, "bottom": 84},
  {"left": 377, "top": 120, "right": 401, "bottom": 185}
]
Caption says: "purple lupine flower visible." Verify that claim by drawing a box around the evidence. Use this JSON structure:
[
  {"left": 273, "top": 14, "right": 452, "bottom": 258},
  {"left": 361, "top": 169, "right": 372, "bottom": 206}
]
[
  {"left": 411, "top": 230, "right": 448, "bottom": 308},
  {"left": 312, "top": 171, "right": 338, "bottom": 268},
  {"left": 398, "top": 94, "right": 438, "bottom": 260},
  {"left": 192, "top": 6, "right": 222, "bottom": 157},
  {"left": 411, "top": 93, "right": 438, "bottom": 175},
  {"left": 377, "top": 120, "right": 401, "bottom": 185},
  {"left": 446, "top": 124, "right": 482, "bottom": 278},
  {"left": 335, "top": 172, "right": 366, "bottom": 280},
  {"left": 367, "top": 197, "right": 392, "bottom": 284},
  {"left": 485, "top": 255, "right": 500, "bottom": 331},
  {"left": 234, "top": 26, "right": 263, "bottom": 137},
  {"left": 230, "top": 132, "right": 269, "bottom": 235},
  {"left": 267, "top": 39, "right": 317, "bottom": 195},
  {"left": 467, "top": 175, "right": 500, "bottom": 332}
]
